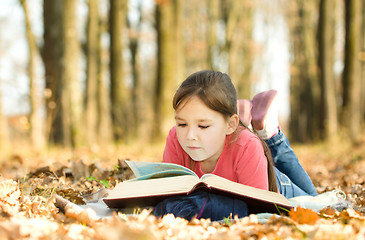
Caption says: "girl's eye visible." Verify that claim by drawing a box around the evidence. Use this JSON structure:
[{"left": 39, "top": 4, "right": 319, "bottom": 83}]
[
  {"left": 199, "top": 125, "right": 209, "bottom": 129},
  {"left": 177, "top": 123, "right": 187, "bottom": 127}
]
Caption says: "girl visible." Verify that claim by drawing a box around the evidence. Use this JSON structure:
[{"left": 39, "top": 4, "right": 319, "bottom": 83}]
[{"left": 155, "top": 70, "right": 317, "bottom": 220}]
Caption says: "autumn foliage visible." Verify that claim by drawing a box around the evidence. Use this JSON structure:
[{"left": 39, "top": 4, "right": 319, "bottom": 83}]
[
  {"left": 0, "top": 177, "right": 365, "bottom": 239},
  {"left": 0, "top": 136, "right": 365, "bottom": 239}
]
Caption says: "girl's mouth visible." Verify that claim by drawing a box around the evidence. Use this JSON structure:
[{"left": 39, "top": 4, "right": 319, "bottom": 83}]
[{"left": 188, "top": 146, "right": 200, "bottom": 150}]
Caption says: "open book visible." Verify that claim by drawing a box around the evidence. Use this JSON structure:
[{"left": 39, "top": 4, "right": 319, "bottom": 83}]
[{"left": 103, "top": 161, "right": 292, "bottom": 214}]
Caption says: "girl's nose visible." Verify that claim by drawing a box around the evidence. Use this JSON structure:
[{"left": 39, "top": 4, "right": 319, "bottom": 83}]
[{"left": 187, "top": 127, "right": 198, "bottom": 140}]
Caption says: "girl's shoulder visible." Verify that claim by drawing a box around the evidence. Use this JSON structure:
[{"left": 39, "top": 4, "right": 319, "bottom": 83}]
[
  {"left": 165, "top": 126, "right": 179, "bottom": 147},
  {"left": 233, "top": 127, "right": 262, "bottom": 148},
  {"left": 167, "top": 126, "right": 177, "bottom": 138}
]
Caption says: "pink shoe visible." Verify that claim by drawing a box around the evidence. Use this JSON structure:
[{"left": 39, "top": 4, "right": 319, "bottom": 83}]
[
  {"left": 251, "top": 89, "right": 279, "bottom": 139},
  {"left": 237, "top": 99, "right": 252, "bottom": 127}
]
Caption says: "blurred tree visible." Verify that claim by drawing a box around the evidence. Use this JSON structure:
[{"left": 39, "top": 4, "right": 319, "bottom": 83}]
[
  {"left": 287, "top": 0, "right": 320, "bottom": 142},
  {"left": 85, "top": 0, "right": 99, "bottom": 147},
  {"left": 318, "top": 0, "right": 338, "bottom": 140},
  {"left": 174, "top": 0, "right": 185, "bottom": 98},
  {"left": 20, "top": 0, "right": 46, "bottom": 150},
  {"left": 0, "top": 72, "right": 9, "bottom": 151},
  {"left": 127, "top": 1, "right": 142, "bottom": 140},
  {"left": 0, "top": 28, "right": 10, "bottom": 151},
  {"left": 207, "top": 0, "right": 219, "bottom": 70},
  {"left": 0, "top": 94, "right": 8, "bottom": 150},
  {"left": 97, "top": 6, "right": 113, "bottom": 146},
  {"left": 207, "top": 0, "right": 254, "bottom": 98},
  {"left": 221, "top": 0, "right": 246, "bottom": 97},
  {"left": 362, "top": 0, "right": 365, "bottom": 120},
  {"left": 42, "top": 0, "right": 63, "bottom": 145},
  {"left": 61, "top": 0, "right": 83, "bottom": 147},
  {"left": 341, "top": 0, "right": 362, "bottom": 142},
  {"left": 183, "top": 0, "right": 209, "bottom": 72},
  {"left": 225, "top": 0, "right": 254, "bottom": 99},
  {"left": 109, "top": 0, "right": 130, "bottom": 142},
  {"left": 236, "top": 1, "right": 255, "bottom": 99},
  {"left": 153, "top": 0, "right": 183, "bottom": 140}
]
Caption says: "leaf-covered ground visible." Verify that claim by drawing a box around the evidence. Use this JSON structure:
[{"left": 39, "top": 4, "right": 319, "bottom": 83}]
[{"left": 0, "top": 137, "right": 365, "bottom": 239}]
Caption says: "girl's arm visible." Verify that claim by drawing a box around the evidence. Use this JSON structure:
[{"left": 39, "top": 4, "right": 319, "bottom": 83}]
[{"left": 235, "top": 136, "right": 269, "bottom": 190}]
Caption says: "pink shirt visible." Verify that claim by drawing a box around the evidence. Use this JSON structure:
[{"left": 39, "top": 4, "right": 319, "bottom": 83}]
[{"left": 163, "top": 126, "right": 269, "bottom": 190}]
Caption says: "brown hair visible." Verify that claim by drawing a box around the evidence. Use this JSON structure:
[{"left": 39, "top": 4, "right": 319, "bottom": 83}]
[{"left": 173, "top": 70, "right": 278, "bottom": 192}]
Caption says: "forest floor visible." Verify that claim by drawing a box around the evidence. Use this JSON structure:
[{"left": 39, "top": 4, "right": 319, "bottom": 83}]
[{"left": 0, "top": 135, "right": 365, "bottom": 239}]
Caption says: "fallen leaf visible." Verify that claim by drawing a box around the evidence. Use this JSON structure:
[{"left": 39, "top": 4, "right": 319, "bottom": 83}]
[
  {"left": 0, "top": 179, "right": 21, "bottom": 216},
  {"left": 289, "top": 207, "right": 319, "bottom": 225}
]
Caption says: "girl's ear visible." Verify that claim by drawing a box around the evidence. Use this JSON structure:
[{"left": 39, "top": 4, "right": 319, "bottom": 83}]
[{"left": 226, "top": 114, "right": 239, "bottom": 135}]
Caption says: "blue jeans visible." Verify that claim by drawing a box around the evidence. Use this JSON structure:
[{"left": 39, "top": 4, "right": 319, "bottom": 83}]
[{"left": 265, "top": 130, "right": 318, "bottom": 198}]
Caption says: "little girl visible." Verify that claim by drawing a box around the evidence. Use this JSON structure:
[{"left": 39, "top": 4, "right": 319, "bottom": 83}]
[{"left": 155, "top": 70, "right": 317, "bottom": 220}]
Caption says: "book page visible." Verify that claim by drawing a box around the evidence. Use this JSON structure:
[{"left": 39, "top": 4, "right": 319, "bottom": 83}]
[
  {"left": 200, "top": 174, "right": 291, "bottom": 206},
  {"left": 126, "top": 160, "right": 197, "bottom": 179},
  {"left": 128, "top": 170, "right": 196, "bottom": 182},
  {"left": 106, "top": 175, "right": 200, "bottom": 199}
]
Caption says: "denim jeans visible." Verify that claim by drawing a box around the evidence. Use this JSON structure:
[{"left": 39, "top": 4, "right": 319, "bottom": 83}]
[{"left": 265, "top": 130, "right": 318, "bottom": 198}]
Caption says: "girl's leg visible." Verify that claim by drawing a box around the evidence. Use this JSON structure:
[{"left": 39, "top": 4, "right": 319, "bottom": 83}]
[
  {"left": 248, "top": 89, "right": 317, "bottom": 197},
  {"left": 266, "top": 131, "right": 317, "bottom": 196},
  {"left": 274, "top": 167, "right": 312, "bottom": 198}
]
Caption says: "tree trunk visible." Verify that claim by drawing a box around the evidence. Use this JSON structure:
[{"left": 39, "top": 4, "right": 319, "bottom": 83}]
[
  {"left": 288, "top": 0, "right": 320, "bottom": 142},
  {"left": 318, "top": 0, "right": 338, "bottom": 140},
  {"left": 183, "top": 1, "right": 209, "bottom": 71},
  {"left": 0, "top": 31, "right": 8, "bottom": 149},
  {"left": 61, "top": 0, "right": 83, "bottom": 147},
  {"left": 20, "top": 0, "right": 45, "bottom": 150},
  {"left": 153, "top": 0, "right": 180, "bottom": 140},
  {"left": 0, "top": 76, "right": 9, "bottom": 151},
  {"left": 342, "top": 0, "right": 362, "bottom": 142},
  {"left": 97, "top": 17, "right": 113, "bottom": 147},
  {"left": 362, "top": 0, "right": 365, "bottom": 120},
  {"left": 224, "top": 0, "right": 240, "bottom": 73},
  {"left": 233, "top": 1, "right": 254, "bottom": 99},
  {"left": 207, "top": 0, "right": 219, "bottom": 70},
  {"left": 109, "top": 0, "right": 129, "bottom": 142},
  {"left": 85, "top": 0, "right": 99, "bottom": 147},
  {"left": 173, "top": 0, "right": 185, "bottom": 95},
  {"left": 42, "top": 0, "right": 63, "bottom": 145},
  {"left": 217, "top": 0, "right": 253, "bottom": 99},
  {"left": 128, "top": 1, "right": 141, "bottom": 140}
]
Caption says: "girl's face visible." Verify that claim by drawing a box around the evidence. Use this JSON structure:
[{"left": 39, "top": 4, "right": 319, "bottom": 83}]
[{"left": 175, "top": 95, "right": 238, "bottom": 164}]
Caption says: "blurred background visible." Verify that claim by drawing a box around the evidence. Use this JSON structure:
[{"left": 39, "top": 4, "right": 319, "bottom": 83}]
[{"left": 0, "top": 0, "right": 364, "bottom": 155}]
